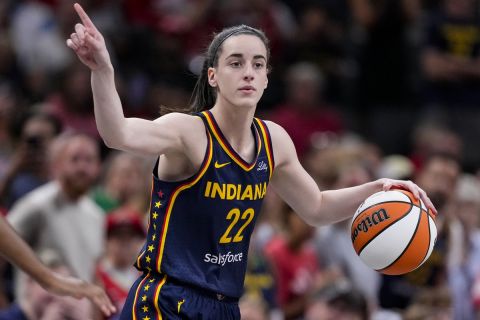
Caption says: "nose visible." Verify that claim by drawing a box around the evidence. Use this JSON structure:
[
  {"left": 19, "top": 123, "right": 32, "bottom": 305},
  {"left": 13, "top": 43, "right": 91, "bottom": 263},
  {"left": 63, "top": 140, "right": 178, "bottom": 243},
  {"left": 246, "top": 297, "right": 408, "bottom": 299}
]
[{"left": 243, "top": 64, "right": 254, "bottom": 81}]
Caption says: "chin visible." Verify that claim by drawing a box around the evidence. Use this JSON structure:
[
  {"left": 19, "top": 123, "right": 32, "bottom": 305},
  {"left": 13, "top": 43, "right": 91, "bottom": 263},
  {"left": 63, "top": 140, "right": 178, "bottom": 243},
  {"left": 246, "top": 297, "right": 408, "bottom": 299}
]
[{"left": 234, "top": 97, "right": 260, "bottom": 109}]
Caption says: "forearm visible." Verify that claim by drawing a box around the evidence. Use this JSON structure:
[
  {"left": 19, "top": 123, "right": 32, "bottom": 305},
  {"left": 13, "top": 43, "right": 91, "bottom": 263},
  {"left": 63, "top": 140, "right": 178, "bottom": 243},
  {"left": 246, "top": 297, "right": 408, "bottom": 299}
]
[
  {"left": 314, "top": 180, "right": 383, "bottom": 226},
  {"left": 91, "top": 65, "right": 127, "bottom": 148},
  {"left": 0, "top": 217, "right": 53, "bottom": 288}
]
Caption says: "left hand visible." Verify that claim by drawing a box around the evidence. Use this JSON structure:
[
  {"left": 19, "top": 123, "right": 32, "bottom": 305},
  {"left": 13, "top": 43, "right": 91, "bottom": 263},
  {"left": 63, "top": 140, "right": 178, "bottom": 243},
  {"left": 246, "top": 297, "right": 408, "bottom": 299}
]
[
  {"left": 379, "top": 178, "right": 437, "bottom": 216},
  {"left": 45, "top": 273, "right": 116, "bottom": 317}
]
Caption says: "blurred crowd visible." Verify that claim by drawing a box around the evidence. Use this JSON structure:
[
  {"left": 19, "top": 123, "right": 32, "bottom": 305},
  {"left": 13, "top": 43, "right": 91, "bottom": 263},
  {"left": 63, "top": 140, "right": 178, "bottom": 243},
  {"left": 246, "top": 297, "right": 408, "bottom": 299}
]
[{"left": 1, "top": 0, "right": 480, "bottom": 319}]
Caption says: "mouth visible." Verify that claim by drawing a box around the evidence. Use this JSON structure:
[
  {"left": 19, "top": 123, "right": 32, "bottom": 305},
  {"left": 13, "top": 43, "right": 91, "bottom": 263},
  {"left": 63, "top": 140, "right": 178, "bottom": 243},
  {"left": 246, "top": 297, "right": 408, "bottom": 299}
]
[{"left": 238, "top": 86, "right": 256, "bottom": 93}]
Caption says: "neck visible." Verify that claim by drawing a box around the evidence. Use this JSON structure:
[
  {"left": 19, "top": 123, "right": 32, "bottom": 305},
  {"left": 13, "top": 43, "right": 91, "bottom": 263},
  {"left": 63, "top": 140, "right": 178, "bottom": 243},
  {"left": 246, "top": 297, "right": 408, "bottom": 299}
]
[{"left": 209, "top": 101, "right": 256, "bottom": 148}]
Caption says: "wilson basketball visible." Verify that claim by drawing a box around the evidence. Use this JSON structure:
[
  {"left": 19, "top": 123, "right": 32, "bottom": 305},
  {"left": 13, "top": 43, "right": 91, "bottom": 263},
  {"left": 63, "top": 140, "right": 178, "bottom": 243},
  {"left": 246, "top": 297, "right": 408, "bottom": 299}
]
[{"left": 350, "top": 190, "right": 437, "bottom": 275}]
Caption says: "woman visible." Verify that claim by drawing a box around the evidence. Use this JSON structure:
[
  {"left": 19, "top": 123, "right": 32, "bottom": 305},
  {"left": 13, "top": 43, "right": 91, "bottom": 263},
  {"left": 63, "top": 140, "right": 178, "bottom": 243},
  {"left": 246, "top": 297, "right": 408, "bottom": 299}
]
[{"left": 66, "top": 3, "right": 436, "bottom": 319}]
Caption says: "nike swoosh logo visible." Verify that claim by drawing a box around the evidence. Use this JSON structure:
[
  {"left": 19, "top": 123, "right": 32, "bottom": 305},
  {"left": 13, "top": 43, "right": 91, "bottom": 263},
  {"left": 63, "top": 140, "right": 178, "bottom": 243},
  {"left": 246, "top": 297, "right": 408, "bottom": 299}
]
[
  {"left": 177, "top": 299, "right": 185, "bottom": 314},
  {"left": 214, "top": 161, "right": 231, "bottom": 169}
]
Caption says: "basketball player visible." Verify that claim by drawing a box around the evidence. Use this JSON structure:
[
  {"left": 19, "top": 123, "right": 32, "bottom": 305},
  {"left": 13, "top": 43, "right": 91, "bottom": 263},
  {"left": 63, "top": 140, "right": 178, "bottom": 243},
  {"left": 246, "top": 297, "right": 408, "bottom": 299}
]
[
  {"left": 0, "top": 215, "right": 116, "bottom": 316},
  {"left": 66, "top": 3, "right": 436, "bottom": 319}
]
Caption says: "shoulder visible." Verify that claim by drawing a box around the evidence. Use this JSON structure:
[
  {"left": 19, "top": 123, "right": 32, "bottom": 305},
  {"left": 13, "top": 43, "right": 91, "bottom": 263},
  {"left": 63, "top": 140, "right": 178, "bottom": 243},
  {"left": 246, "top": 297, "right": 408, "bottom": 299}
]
[
  {"left": 260, "top": 120, "right": 299, "bottom": 171},
  {"left": 152, "top": 112, "right": 206, "bottom": 145},
  {"left": 262, "top": 120, "right": 296, "bottom": 153},
  {"left": 9, "top": 182, "right": 58, "bottom": 212},
  {"left": 262, "top": 120, "right": 289, "bottom": 138}
]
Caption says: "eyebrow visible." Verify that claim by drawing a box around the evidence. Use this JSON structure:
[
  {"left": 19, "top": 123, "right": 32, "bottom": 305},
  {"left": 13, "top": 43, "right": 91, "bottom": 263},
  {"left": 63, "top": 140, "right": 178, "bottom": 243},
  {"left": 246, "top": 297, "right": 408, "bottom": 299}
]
[{"left": 224, "top": 53, "right": 267, "bottom": 61}]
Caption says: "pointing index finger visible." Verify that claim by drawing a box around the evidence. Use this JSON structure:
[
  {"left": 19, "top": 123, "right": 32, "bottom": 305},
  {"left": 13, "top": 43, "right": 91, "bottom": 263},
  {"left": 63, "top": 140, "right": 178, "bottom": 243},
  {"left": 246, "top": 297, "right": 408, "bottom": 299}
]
[{"left": 74, "top": 3, "right": 96, "bottom": 31}]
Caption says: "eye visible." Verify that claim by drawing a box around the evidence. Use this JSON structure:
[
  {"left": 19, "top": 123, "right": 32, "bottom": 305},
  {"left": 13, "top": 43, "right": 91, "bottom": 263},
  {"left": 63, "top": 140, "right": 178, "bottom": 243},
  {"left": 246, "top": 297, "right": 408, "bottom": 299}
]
[
  {"left": 230, "top": 61, "right": 241, "bottom": 67},
  {"left": 254, "top": 62, "right": 265, "bottom": 69}
]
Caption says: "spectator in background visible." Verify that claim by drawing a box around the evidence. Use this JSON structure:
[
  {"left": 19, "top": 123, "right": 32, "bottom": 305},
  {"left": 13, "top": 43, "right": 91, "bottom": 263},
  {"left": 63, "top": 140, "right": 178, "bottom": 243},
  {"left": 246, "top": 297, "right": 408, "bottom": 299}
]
[
  {"left": 305, "top": 279, "right": 369, "bottom": 320},
  {"left": 43, "top": 62, "right": 99, "bottom": 138},
  {"left": 268, "top": 62, "right": 343, "bottom": 158},
  {"left": 402, "top": 286, "right": 453, "bottom": 320},
  {"left": 96, "top": 207, "right": 145, "bottom": 318},
  {"left": 409, "top": 123, "right": 462, "bottom": 171},
  {"left": 448, "top": 174, "right": 480, "bottom": 319},
  {"left": 91, "top": 151, "right": 150, "bottom": 214},
  {"left": 379, "top": 152, "right": 460, "bottom": 311},
  {"left": 265, "top": 202, "right": 322, "bottom": 320},
  {"left": 421, "top": 0, "right": 480, "bottom": 108},
  {"left": 7, "top": 133, "right": 104, "bottom": 287},
  {"left": 351, "top": 0, "right": 421, "bottom": 110},
  {"left": 217, "top": 0, "right": 297, "bottom": 62},
  {"left": 8, "top": 0, "right": 72, "bottom": 103},
  {"left": 285, "top": 3, "right": 347, "bottom": 103},
  {"left": 420, "top": 0, "right": 480, "bottom": 169},
  {"left": 239, "top": 294, "right": 269, "bottom": 320},
  {"left": 313, "top": 142, "right": 380, "bottom": 309},
  {"left": 0, "top": 110, "right": 62, "bottom": 209},
  {"left": 0, "top": 250, "right": 94, "bottom": 320},
  {"left": 9, "top": 0, "right": 72, "bottom": 74}
]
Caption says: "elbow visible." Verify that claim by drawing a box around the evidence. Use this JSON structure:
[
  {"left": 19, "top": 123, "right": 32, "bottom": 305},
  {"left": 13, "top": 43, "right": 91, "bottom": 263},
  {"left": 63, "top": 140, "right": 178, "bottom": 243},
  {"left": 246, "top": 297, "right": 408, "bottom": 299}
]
[
  {"left": 299, "top": 208, "right": 325, "bottom": 227},
  {"left": 101, "top": 136, "right": 117, "bottom": 149},
  {"left": 303, "top": 214, "right": 327, "bottom": 227},
  {"left": 301, "top": 195, "right": 329, "bottom": 226}
]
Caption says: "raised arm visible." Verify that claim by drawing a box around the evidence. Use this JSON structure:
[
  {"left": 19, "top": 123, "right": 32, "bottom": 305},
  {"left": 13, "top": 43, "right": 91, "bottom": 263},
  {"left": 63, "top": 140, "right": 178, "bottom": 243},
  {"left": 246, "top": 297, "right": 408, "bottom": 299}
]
[
  {"left": 267, "top": 122, "right": 436, "bottom": 226},
  {"left": 66, "top": 3, "right": 191, "bottom": 157}
]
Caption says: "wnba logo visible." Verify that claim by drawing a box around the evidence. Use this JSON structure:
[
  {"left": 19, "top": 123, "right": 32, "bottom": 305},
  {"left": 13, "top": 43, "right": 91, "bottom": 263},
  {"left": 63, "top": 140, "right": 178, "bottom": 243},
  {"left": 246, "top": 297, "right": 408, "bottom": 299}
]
[
  {"left": 351, "top": 209, "right": 390, "bottom": 242},
  {"left": 257, "top": 161, "right": 268, "bottom": 172}
]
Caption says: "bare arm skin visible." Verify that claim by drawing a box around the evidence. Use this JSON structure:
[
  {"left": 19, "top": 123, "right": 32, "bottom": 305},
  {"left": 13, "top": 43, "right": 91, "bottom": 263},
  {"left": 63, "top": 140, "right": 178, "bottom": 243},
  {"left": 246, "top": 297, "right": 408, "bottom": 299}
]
[
  {"left": 267, "top": 121, "right": 436, "bottom": 226},
  {"left": 0, "top": 215, "right": 116, "bottom": 316},
  {"left": 66, "top": 3, "right": 205, "bottom": 162}
]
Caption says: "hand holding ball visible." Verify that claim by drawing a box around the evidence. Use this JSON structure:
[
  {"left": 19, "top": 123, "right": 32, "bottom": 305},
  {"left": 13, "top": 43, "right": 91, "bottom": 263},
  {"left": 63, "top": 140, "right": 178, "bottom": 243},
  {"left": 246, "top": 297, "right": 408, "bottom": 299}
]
[{"left": 351, "top": 190, "right": 437, "bottom": 275}]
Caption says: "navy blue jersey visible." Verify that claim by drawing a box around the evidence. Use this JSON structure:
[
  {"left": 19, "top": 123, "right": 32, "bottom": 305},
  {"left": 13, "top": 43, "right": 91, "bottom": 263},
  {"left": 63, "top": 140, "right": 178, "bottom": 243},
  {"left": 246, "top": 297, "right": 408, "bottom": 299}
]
[{"left": 135, "top": 111, "right": 274, "bottom": 298}]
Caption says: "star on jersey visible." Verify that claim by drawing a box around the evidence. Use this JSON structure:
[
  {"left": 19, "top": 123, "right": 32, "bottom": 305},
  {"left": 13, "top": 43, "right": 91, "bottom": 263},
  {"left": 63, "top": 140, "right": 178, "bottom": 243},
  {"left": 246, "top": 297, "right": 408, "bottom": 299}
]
[
  {"left": 142, "top": 305, "right": 149, "bottom": 312},
  {"left": 152, "top": 234, "right": 156, "bottom": 241},
  {"left": 143, "top": 317, "right": 150, "bottom": 320},
  {"left": 148, "top": 245, "right": 155, "bottom": 252},
  {"left": 144, "top": 284, "right": 150, "bottom": 291},
  {"left": 155, "top": 201, "right": 162, "bottom": 208},
  {"left": 152, "top": 212, "right": 158, "bottom": 220},
  {"left": 142, "top": 295, "right": 147, "bottom": 302},
  {"left": 157, "top": 190, "right": 164, "bottom": 198},
  {"left": 146, "top": 256, "right": 151, "bottom": 263}
]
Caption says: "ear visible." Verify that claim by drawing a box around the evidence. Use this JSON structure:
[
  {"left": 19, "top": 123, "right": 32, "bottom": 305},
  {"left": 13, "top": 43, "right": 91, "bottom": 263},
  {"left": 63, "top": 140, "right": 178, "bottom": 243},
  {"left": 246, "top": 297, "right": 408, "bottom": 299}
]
[
  {"left": 207, "top": 67, "right": 217, "bottom": 87},
  {"left": 264, "top": 76, "right": 268, "bottom": 89}
]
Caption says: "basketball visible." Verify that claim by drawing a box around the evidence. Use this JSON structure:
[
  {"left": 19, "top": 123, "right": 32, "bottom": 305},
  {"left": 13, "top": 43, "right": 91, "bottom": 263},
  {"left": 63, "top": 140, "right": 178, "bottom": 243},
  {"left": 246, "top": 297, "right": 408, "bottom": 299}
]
[{"left": 350, "top": 189, "right": 437, "bottom": 275}]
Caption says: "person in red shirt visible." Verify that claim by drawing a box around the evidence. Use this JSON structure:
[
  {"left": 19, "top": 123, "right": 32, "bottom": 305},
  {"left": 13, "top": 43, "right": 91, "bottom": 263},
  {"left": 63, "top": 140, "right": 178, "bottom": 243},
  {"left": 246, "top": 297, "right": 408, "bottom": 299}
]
[
  {"left": 268, "top": 62, "right": 343, "bottom": 158},
  {"left": 96, "top": 207, "right": 146, "bottom": 317},
  {"left": 265, "top": 202, "right": 321, "bottom": 319}
]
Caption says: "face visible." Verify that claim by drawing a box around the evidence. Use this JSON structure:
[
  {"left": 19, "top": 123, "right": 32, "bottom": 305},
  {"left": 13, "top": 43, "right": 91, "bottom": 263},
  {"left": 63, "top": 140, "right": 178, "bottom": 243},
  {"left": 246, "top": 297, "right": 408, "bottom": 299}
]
[
  {"left": 56, "top": 136, "right": 100, "bottom": 198},
  {"left": 208, "top": 34, "right": 268, "bottom": 109},
  {"left": 106, "top": 154, "right": 146, "bottom": 202},
  {"left": 22, "top": 117, "right": 57, "bottom": 149},
  {"left": 415, "top": 158, "right": 459, "bottom": 210},
  {"left": 107, "top": 227, "right": 145, "bottom": 268}
]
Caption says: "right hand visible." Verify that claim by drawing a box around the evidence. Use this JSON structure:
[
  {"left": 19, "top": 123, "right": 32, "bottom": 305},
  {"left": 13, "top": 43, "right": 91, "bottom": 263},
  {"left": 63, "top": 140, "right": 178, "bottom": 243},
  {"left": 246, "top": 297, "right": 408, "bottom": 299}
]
[
  {"left": 66, "top": 3, "right": 112, "bottom": 70},
  {"left": 44, "top": 273, "right": 116, "bottom": 317}
]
